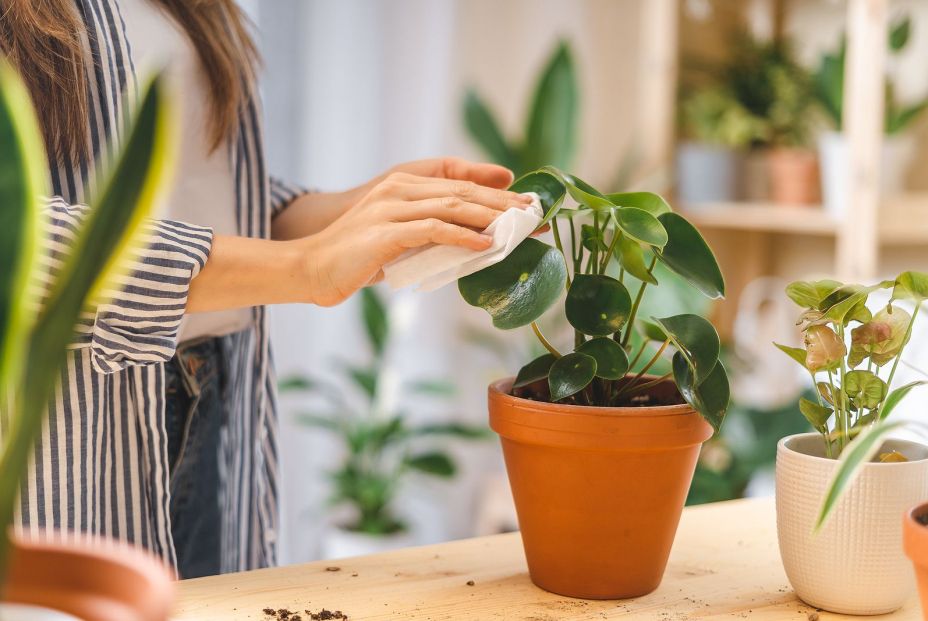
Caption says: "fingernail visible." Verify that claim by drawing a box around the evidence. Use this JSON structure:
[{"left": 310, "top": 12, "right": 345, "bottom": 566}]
[
  {"left": 480, "top": 234, "right": 493, "bottom": 245},
  {"left": 508, "top": 201, "right": 528, "bottom": 210},
  {"left": 516, "top": 193, "right": 534, "bottom": 203}
]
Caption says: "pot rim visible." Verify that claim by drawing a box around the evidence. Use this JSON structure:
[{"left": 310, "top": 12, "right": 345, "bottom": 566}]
[
  {"left": 489, "top": 377, "right": 694, "bottom": 419},
  {"left": 778, "top": 432, "right": 928, "bottom": 467},
  {"left": 904, "top": 501, "right": 928, "bottom": 564}
]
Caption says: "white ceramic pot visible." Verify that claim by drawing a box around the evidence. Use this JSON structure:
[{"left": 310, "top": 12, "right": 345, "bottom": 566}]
[
  {"left": 0, "top": 603, "right": 81, "bottom": 621},
  {"left": 776, "top": 432, "right": 928, "bottom": 614},
  {"left": 320, "top": 526, "right": 415, "bottom": 560},
  {"left": 675, "top": 141, "right": 741, "bottom": 205},
  {"left": 818, "top": 131, "right": 917, "bottom": 218}
]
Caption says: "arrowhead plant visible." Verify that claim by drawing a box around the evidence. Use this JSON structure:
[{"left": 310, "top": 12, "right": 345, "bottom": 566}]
[
  {"left": 457, "top": 167, "right": 730, "bottom": 433},
  {"left": 773, "top": 272, "right": 928, "bottom": 529}
]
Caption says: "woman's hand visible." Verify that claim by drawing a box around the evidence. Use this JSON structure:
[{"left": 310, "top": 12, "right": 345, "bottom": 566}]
[
  {"left": 271, "top": 157, "right": 516, "bottom": 241},
  {"left": 301, "top": 164, "right": 532, "bottom": 306}
]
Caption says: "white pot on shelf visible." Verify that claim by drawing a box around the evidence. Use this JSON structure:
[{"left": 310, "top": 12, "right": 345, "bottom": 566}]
[
  {"left": 817, "top": 131, "right": 918, "bottom": 218},
  {"left": 320, "top": 525, "right": 416, "bottom": 560},
  {"left": 776, "top": 432, "right": 928, "bottom": 615},
  {"left": 675, "top": 141, "right": 741, "bottom": 205},
  {"left": 0, "top": 604, "right": 81, "bottom": 621}
]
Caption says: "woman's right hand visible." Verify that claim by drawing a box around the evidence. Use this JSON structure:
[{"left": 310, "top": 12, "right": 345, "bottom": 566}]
[{"left": 302, "top": 168, "right": 532, "bottom": 307}]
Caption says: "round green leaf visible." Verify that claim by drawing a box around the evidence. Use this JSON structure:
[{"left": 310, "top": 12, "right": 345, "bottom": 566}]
[
  {"left": 548, "top": 352, "right": 597, "bottom": 401},
  {"left": 510, "top": 170, "right": 566, "bottom": 223},
  {"left": 843, "top": 370, "right": 887, "bottom": 410},
  {"left": 672, "top": 354, "right": 729, "bottom": 433},
  {"left": 577, "top": 337, "right": 629, "bottom": 380},
  {"left": 656, "top": 212, "right": 725, "bottom": 299},
  {"left": 540, "top": 166, "right": 614, "bottom": 210},
  {"left": 785, "top": 279, "right": 843, "bottom": 308},
  {"left": 653, "top": 314, "right": 720, "bottom": 384},
  {"left": 639, "top": 319, "right": 667, "bottom": 342},
  {"left": 565, "top": 274, "right": 631, "bottom": 336},
  {"left": 613, "top": 207, "right": 668, "bottom": 248},
  {"left": 892, "top": 271, "right": 928, "bottom": 303},
  {"left": 513, "top": 353, "right": 556, "bottom": 388},
  {"left": 459, "top": 238, "right": 566, "bottom": 330},
  {"left": 605, "top": 191, "right": 671, "bottom": 216}
]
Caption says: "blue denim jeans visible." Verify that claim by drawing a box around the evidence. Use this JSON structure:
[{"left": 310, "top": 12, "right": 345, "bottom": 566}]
[{"left": 165, "top": 336, "right": 226, "bottom": 578}]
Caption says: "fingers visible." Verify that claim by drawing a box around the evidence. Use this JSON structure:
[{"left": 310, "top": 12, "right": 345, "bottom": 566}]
[
  {"left": 392, "top": 157, "right": 514, "bottom": 189},
  {"left": 390, "top": 198, "right": 503, "bottom": 229},
  {"left": 386, "top": 176, "right": 531, "bottom": 212},
  {"left": 391, "top": 219, "right": 494, "bottom": 252}
]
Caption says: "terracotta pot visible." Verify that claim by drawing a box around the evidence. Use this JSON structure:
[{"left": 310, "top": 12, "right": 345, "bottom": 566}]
[
  {"left": 1, "top": 535, "right": 174, "bottom": 621},
  {"left": 776, "top": 433, "right": 928, "bottom": 615},
  {"left": 904, "top": 502, "right": 928, "bottom": 620},
  {"left": 488, "top": 378, "right": 713, "bottom": 599},
  {"left": 767, "top": 148, "right": 820, "bottom": 206}
]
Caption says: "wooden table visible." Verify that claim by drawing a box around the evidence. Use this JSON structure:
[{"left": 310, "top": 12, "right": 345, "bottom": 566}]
[{"left": 173, "top": 497, "right": 921, "bottom": 620}]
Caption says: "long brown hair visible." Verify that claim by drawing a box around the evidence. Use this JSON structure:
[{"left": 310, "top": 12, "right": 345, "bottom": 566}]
[{"left": 0, "top": 0, "right": 259, "bottom": 162}]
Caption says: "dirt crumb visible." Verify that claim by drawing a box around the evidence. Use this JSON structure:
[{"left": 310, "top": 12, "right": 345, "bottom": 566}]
[
  {"left": 325, "top": 566, "right": 341, "bottom": 572},
  {"left": 466, "top": 580, "right": 475, "bottom": 586},
  {"left": 807, "top": 613, "right": 819, "bottom": 621},
  {"left": 262, "top": 608, "right": 349, "bottom": 621}
]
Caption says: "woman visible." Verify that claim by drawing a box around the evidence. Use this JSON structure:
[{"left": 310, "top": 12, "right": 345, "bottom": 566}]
[{"left": 0, "top": 0, "right": 526, "bottom": 578}]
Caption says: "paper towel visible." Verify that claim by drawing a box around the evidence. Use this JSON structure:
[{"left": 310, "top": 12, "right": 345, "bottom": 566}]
[{"left": 383, "top": 192, "right": 543, "bottom": 291}]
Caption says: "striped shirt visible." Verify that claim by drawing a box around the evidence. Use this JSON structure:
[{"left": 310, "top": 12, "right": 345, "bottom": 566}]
[{"left": 6, "top": 0, "right": 307, "bottom": 572}]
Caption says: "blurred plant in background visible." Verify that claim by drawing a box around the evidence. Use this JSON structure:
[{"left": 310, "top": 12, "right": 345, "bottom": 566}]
[
  {"left": 463, "top": 41, "right": 578, "bottom": 177},
  {"left": 680, "top": 87, "right": 768, "bottom": 149},
  {"left": 814, "top": 15, "right": 928, "bottom": 136},
  {"left": 280, "top": 288, "right": 487, "bottom": 537}
]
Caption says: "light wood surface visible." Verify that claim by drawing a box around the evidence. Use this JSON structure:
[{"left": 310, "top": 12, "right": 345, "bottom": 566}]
[{"left": 173, "top": 497, "right": 921, "bottom": 620}]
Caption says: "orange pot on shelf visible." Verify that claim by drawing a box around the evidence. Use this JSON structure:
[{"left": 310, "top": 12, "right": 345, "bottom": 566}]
[
  {"left": 766, "top": 147, "right": 821, "bottom": 206},
  {"left": 904, "top": 502, "right": 928, "bottom": 620},
  {"left": 488, "top": 378, "right": 713, "bottom": 600},
  {"left": 1, "top": 535, "right": 174, "bottom": 621}
]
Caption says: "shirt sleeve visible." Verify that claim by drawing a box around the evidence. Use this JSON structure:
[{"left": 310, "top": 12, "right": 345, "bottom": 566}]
[
  {"left": 269, "top": 176, "right": 312, "bottom": 219},
  {"left": 43, "top": 196, "right": 213, "bottom": 373}
]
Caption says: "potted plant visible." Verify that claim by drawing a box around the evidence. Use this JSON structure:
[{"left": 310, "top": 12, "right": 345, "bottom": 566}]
[
  {"left": 457, "top": 166, "right": 729, "bottom": 599},
  {"left": 0, "top": 62, "right": 175, "bottom": 620},
  {"left": 774, "top": 273, "right": 928, "bottom": 614},
  {"left": 815, "top": 16, "right": 928, "bottom": 217},
  {"left": 281, "top": 288, "right": 488, "bottom": 559},
  {"left": 676, "top": 86, "right": 767, "bottom": 205}
]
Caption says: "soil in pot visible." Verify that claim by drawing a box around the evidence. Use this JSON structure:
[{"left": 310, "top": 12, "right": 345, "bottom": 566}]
[{"left": 490, "top": 377, "right": 713, "bottom": 600}]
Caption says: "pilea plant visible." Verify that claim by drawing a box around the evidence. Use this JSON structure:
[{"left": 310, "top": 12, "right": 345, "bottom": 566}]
[
  {"left": 773, "top": 272, "right": 928, "bottom": 526},
  {"left": 458, "top": 167, "right": 730, "bottom": 433}
]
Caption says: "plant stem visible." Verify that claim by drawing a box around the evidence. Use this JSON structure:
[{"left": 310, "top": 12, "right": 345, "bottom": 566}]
[
  {"left": 601, "top": 227, "right": 622, "bottom": 273},
  {"left": 621, "top": 372, "right": 673, "bottom": 399},
  {"left": 531, "top": 322, "right": 562, "bottom": 358},
  {"left": 621, "top": 255, "right": 658, "bottom": 348},
  {"left": 876, "top": 303, "right": 921, "bottom": 420},
  {"left": 591, "top": 211, "right": 600, "bottom": 275},
  {"left": 627, "top": 341, "right": 648, "bottom": 370},
  {"left": 551, "top": 219, "right": 571, "bottom": 289},
  {"left": 827, "top": 371, "right": 845, "bottom": 453},
  {"left": 616, "top": 338, "right": 670, "bottom": 399}
]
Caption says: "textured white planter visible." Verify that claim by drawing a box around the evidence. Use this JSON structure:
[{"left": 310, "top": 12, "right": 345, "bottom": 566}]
[
  {"left": 0, "top": 603, "right": 81, "bottom": 621},
  {"left": 776, "top": 433, "right": 928, "bottom": 614},
  {"left": 320, "top": 526, "right": 415, "bottom": 560}
]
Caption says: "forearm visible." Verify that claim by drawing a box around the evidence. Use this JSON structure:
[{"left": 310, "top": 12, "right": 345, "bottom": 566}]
[{"left": 186, "top": 234, "right": 314, "bottom": 312}]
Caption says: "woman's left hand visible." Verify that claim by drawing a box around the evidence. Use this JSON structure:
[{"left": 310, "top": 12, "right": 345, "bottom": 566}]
[{"left": 271, "top": 157, "right": 514, "bottom": 241}]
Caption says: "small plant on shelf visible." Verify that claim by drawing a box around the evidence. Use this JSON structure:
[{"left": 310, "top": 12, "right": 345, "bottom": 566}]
[
  {"left": 281, "top": 288, "right": 487, "bottom": 538},
  {"left": 774, "top": 273, "right": 928, "bottom": 522},
  {"left": 459, "top": 166, "right": 729, "bottom": 429}
]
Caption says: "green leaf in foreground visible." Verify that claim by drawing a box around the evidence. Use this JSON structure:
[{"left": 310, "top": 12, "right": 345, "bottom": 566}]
[
  {"left": 654, "top": 314, "right": 720, "bottom": 384},
  {"left": 548, "top": 352, "right": 596, "bottom": 401},
  {"left": 672, "top": 354, "right": 729, "bottom": 433},
  {"left": 577, "top": 337, "right": 629, "bottom": 380},
  {"left": 799, "top": 397, "right": 832, "bottom": 430},
  {"left": 565, "top": 274, "right": 631, "bottom": 336},
  {"left": 816, "top": 421, "right": 908, "bottom": 530},
  {"left": 656, "top": 212, "right": 725, "bottom": 299},
  {"left": 459, "top": 238, "right": 566, "bottom": 329},
  {"left": 880, "top": 381, "right": 927, "bottom": 420},
  {"left": 513, "top": 353, "right": 556, "bottom": 388}
]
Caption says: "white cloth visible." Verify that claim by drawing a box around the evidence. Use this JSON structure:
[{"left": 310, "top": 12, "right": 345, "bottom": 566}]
[
  {"left": 383, "top": 192, "right": 543, "bottom": 291},
  {"left": 122, "top": 0, "right": 251, "bottom": 341}
]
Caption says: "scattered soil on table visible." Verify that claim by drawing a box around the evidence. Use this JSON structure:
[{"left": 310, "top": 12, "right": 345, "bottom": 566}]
[
  {"left": 807, "top": 613, "right": 819, "bottom": 621},
  {"left": 325, "top": 566, "right": 341, "bottom": 572},
  {"left": 261, "top": 607, "right": 349, "bottom": 620},
  {"left": 466, "top": 580, "right": 475, "bottom": 586}
]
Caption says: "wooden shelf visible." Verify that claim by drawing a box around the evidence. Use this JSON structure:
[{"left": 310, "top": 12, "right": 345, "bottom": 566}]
[{"left": 681, "top": 203, "right": 837, "bottom": 236}]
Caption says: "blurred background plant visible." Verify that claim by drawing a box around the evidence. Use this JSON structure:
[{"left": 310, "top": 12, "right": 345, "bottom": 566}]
[
  {"left": 463, "top": 41, "right": 577, "bottom": 177},
  {"left": 280, "top": 288, "right": 487, "bottom": 542}
]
